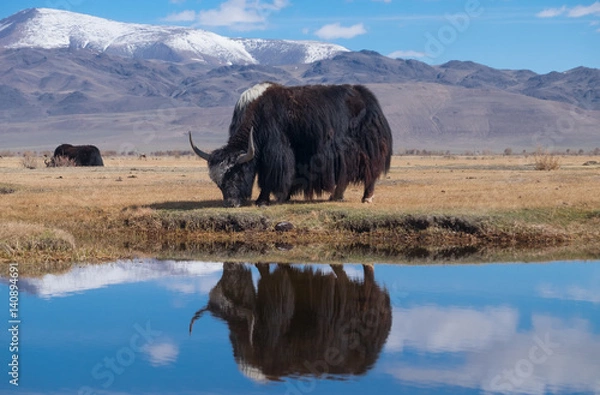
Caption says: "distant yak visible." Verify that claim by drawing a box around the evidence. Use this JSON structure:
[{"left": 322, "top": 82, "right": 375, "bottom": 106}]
[
  {"left": 189, "top": 82, "right": 393, "bottom": 207},
  {"left": 47, "top": 144, "right": 104, "bottom": 167}
]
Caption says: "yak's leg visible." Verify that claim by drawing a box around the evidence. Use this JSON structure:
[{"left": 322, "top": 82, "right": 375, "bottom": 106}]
[
  {"left": 258, "top": 183, "right": 294, "bottom": 206},
  {"left": 257, "top": 145, "right": 294, "bottom": 206},
  {"left": 274, "top": 189, "right": 291, "bottom": 204},
  {"left": 330, "top": 264, "right": 350, "bottom": 283},
  {"left": 330, "top": 155, "right": 348, "bottom": 201},
  {"left": 362, "top": 180, "right": 376, "bottom": 203},
  {"left": 256, "top": 189, "right": 271, "bottom": 206},
  {"left": 256, "top": 263, "right": 270, "bottom": 277},
  {"left": 330, "top": 177, "right": 348, "bottom": 202},
  {"left": 272, "top": 166, "right": 293, "bottom": 203},
  {"left": 362, "top": 264, "right": 374, "bottom": 283},
  {"left": 362, "top": 264, "right": 375, "bottom": 301}
]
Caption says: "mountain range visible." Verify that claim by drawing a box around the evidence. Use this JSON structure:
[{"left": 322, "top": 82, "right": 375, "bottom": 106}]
[{"left": 0, "top": 8, "right": 599, "bottom": 153}]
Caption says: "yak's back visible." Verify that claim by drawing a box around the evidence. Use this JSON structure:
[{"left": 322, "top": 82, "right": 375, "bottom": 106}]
[{"left": 53, "top": 144, "right": 104, "bottom": 166}]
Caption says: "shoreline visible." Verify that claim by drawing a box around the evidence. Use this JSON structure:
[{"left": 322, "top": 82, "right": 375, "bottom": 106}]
[{"left": 1, "top": 155, "right": 600, "bottom": 274}]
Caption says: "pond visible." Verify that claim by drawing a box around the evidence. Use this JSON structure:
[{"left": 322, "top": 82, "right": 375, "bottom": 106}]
[{"left": 1, "top": 260, "right": 599, "bottom": 394}]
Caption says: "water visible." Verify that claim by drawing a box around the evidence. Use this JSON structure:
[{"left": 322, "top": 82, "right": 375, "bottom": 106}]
[{"left": 1, "top": 260, "right": 599, "bottom": 394}]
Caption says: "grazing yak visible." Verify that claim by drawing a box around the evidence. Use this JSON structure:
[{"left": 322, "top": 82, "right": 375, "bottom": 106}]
[
  {"left": 48, "top": 144, "right": 104, "bottom": 166},
  {"left": 189, "top": 263, "right": 391, "bottom": 381},
  {"left": 189, "top": 82, "right": 392, "bottom": 207}
]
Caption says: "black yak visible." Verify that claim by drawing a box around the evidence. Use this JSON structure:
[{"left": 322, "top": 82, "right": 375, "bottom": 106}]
[
  {"left": 49, "top": 144, "right": 104, "bottom": 167},
  {"left": 189, "top": 263, "right": 391, "bottom": 381},
  {"left": 188, "top": 82, "right": 392, "bottom": 207}
]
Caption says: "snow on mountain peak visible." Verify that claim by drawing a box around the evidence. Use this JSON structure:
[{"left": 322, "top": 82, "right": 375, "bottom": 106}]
[
  {"left": 7, "top": 8, "right": 135, "bottom": 50},
  {"left": 0, "top": 8, "right": 348, "bottom": 66}
]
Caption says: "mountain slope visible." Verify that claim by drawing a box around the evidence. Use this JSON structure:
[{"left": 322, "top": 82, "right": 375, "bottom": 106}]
[
  {"left": 0, "top": 9, "right": 599, "bottom": 153},
  {"left": 301, "top": 52, "right": 600, "bottom": 110},
  {"left": 0, "top": 8, "right": 348, "bottom": 66}
]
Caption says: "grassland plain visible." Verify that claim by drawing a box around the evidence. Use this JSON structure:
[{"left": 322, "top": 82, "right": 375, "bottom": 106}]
[{"left": 1, "top": 154, "right": 600, "bottom": 275}]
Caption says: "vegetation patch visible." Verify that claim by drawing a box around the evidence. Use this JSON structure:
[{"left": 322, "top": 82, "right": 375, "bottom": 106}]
[
  {"left": 20, "top": 153, "right": 40, "bottom": 169},
  {"left": 118, "top": 206, "right": 585, "bottom": 263},
  {"left": 0, "top": 183, "right": 17, "bottom": 194},
  {"left": 125, "top": 210, "right": 272, "bottom": 232},
  {"left": 327, "top": 211, "right": 483, "bottom": 235},
  {"left": 0, "top": 222, "right": 76, "bottom": 254},
  {"left": 45, "top": 155, "right": 78, "bottom": 167},
  {"left": 0, "top": 222, "right": 78, "bottom": 271},
  {"left": 2, "top": 154, "right": 600, "bottom": 268},
  {"left": 533, "top": 150, "right": 560, "bottom": 171},
  {"left": 332, "top": 242, "right": 482, "bottom": 262}
]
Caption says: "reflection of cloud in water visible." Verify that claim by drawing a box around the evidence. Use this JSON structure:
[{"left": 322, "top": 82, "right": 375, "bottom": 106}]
[
  {"left": 14, "top": 260, "right": 222, "bottom": 298},
  {"left": 538, "top": 283, "right": 600, "bottom": 304},
  {"left": 161, "top": 276, "right": 220, "bottom": 295},
  {"left": 385, "top": 306, "right": 518, "bottom": 353},
  {"left": 142, "top": 340, "right": 180, "bottom": 367},
  {"left": 384, "top": 310, "right": 600, "bottom": 394}
]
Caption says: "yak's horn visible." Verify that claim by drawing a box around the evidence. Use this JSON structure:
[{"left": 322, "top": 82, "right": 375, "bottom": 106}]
[
  {"left": 189, "top": 306, "right": 209, "bottom": 335},
  {"left": 188, "top": 131, "right": 211, "bottom": 161},
  {"left": 236, "top": 127, "right": 256, "bottom": 164}
]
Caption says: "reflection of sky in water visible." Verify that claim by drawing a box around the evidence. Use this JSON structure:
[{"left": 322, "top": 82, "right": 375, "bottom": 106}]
[{"left": 1, "top": 260, "right": 599, "bottom": 395}]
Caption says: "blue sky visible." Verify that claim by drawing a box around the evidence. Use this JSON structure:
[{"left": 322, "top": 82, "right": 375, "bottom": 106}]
[{"left": 1, "top": 0, "right": 599, "bottom": 73}]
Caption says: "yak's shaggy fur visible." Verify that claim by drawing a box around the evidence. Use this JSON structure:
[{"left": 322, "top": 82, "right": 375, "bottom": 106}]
[
  {"left": 189, "top": 263, "right": 391, "bottom": 380},
  {"left": 190, "top": 83, "right": 393, "bottom": 207},
  {"left": 50, "top": 144, "right": 104, "bottom": 167}
]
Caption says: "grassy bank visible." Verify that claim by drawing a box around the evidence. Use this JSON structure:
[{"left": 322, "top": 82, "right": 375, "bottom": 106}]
[{"left": 1, "top": 154, "right": 600, "bottom": 274}]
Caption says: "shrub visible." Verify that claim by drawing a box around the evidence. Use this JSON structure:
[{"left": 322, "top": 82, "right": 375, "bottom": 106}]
[
  {"left": 45, "top": 156, "right": 77, "bottom": 167},
  {"left": 0, "top": 150, "right": 16, "bottom": 157},
  {"left": 21, "top": 153, "right": 39, "bottom": 169},
  {"left": 533, "top": 150, "right": 560, "bottom": 171}
]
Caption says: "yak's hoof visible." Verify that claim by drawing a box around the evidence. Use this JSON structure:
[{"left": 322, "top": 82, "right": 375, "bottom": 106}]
[{"left": 362, "top": 196, "right": 374, "bottom": 204}]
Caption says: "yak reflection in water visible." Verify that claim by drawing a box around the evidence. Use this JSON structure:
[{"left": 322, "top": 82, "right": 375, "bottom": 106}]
[{"left": 189, "top": 263, "right": 392, "bottom": 381}]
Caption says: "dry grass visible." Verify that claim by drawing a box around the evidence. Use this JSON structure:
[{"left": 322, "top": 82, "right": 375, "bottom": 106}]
[
  {"left": 21, "top": 153, "right": 39, "bottom": 169},
  {"left": 533, "top": 150, "right": 561, "bottom": 171},
  {"left": 0, "top": 221, "right": 75, "bottom": 251},
  {"left": 45, "top": 155, "right": 77, "bottom": 167},
  {"left": 1, "top": 154, "right": 600, "bottom": 269},
  {"left": 0, "top": 222, "right": 78, "bottom": 274}
]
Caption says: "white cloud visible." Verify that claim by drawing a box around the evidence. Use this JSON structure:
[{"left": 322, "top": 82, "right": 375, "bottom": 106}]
[
  {"left": 385, "top": 306, "right": 517, "bottom": 353},
  {"left": 163, "top": 10, "right": 197, "bottom": 22},
  {"left": 17, "top": 260, "right": 223, "bottom": 298},
  {"left": 142, "top": 341, "right": 180, "bottom": 367},
  {"left": 568, "top": 1, "right": 600, "bottom": 17},
  {"left": 537, "top": 2, "right": 600, "bottom": 18},
  {"left": 537, "top": 283, "right": 600, "bottom": 303},
  {"left": 161, "top": 275, "right": 221, "bottom": 295},
  {"left": 169, "top": 0, "right": 187, "bottom": 4},
  {"left": 388, "top": 50, "right": 427, "bottom": 59},
  {"left": 314, "top": 22, "right": 367, "bottom": 40},
  {"left": 384, "top": 313, "right": 600, "bottom": 394},
  {"left": 196, "top": 0, "right": 290, "bottom": 30},
  {"left": 536, "top": 6, "right": 567, "bottom": 18}
]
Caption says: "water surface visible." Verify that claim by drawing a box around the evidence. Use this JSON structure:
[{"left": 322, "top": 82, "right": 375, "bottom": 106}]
[{"left": 1, "top": 260, "right": 599, "bottom": 394}]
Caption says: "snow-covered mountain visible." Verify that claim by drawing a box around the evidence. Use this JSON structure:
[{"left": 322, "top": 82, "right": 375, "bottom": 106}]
[
  {"left": 5, "top": 260, "right": 223, "bottom": 298},
  {"left": 0, "top": 8, "right": 348, "bottom": 65},
  {"left": 1, "top": 8, "right": 598, "bottom": 153}
]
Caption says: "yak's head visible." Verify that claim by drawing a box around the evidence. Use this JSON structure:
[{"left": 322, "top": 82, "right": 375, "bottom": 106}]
[{"left": 189, "top": 130, "right": 256, "bottom": 208}]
